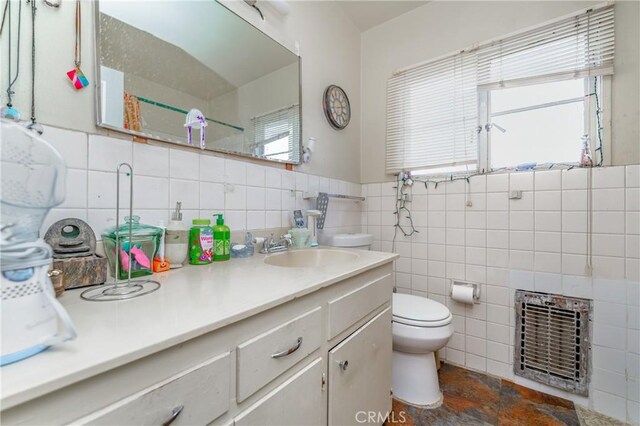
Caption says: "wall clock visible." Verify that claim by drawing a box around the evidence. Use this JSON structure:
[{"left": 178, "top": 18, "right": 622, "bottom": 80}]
[{"left": 323, "top": 85, "right": 351, "bottom": 130}]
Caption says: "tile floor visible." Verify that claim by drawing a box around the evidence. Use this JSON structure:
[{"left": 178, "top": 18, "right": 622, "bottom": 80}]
[{"left": 385, "top": 363, "right": 621, "bottom": 426}]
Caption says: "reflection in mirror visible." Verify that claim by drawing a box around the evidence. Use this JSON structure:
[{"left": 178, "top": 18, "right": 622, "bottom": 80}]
[{"left": 96, "top": 0, "right": 301, "bottom": 163}]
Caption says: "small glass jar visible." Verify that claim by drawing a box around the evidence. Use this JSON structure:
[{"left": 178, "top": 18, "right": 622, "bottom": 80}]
[{"left": 102, "top": 216, "right": 162, "bottom": 280}]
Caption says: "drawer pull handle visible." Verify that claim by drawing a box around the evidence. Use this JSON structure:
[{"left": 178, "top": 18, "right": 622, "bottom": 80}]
[
  {"left": 271, "top": 337, "right": 303, "bottom": 358},
  {"left": 162, "top": 405, "right": 184, "bottom": 426},
  {"left": 339, "top": 360, "right": 349, "bottom": 371}
]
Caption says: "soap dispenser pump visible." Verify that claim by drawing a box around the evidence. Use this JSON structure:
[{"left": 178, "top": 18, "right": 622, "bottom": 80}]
[
  {"left": 165, "top": 202, "right": 188, "bottom": 268},
  {"left": 213, "top": 214, "right": 231, "bottom": 261}
]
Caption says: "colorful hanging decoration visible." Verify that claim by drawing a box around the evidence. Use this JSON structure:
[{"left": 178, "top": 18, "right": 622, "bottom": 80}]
[
  {"left": 124, "top": 92, "right": 142, "bottom": 132},
  {"left": 67, "top": 67, "right": 88, "bottom": 90},
  {"left": 184, "top": 108, "right": 207, "bottom": 149},
  {"left": 67, "top": 0, "right": 88, "bottom": 90}
]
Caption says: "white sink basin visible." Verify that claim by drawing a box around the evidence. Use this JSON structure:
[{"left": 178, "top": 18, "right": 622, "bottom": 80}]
[{"left": 263, "top": 249, "right": 359, "bottom": 268}]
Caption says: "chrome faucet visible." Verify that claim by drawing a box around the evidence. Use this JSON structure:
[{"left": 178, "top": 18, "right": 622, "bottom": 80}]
[{"left": 261, "top": 233, "right": 292, "bottom": 254}]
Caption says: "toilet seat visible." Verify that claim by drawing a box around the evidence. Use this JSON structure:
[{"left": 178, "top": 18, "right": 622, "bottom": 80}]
[{"left": 392, "top": 293, "right": 452, "bottom": 328}]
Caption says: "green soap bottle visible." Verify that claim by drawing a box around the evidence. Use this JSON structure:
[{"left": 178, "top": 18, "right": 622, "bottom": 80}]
[{"left": 213, "top": 214, "right": 231, "bottom": 261}]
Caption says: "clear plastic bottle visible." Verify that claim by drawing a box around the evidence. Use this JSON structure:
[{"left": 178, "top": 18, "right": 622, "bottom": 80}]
[{"left": 580, "top": 135, "right": 593, "bottom": 167}]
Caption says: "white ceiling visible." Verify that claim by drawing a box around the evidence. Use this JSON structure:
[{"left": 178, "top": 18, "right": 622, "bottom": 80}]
[{"left": 334, "top": 1, "right": 428, "bottom": 32}]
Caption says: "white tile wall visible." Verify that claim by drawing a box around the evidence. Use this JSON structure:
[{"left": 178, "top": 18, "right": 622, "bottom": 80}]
[
  {"left": 40, "top": 126, "right": 362, "bottom": 240},
  {"left": 364, "top": 167, "right": 640, "bottom": 424},
  {"left": 40, "top": 125, "right": 640, "bottom": 422}
]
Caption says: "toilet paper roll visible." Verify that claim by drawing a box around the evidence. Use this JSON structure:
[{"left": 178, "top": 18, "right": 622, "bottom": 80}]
[{"left": 451, "top": 284, "right": 475, "bottom": 304}]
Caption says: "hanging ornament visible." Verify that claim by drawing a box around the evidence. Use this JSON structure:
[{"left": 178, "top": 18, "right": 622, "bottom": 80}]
[
  {"left": 67, "top": 0, "right": 88, "bottom": 90},
  {"left": 184, "top": 109, "right": 207, "bottom": 149},
  {"left": 2, "top": 0, "right": 23, "bottom": 121},
  {"left": 1, "top": 104, "right": 20, "bottom": 121},
  {"left": 26, "top": 0, "right": 43, "bottom": 134}
]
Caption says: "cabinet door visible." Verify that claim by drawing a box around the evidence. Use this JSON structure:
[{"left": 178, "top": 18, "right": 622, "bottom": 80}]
[
  {"left": 328, "top": 308, "right": 392, "bottom": 426},
  {"left": 234, "top": 357, "right": 324, "bottom": 426}
]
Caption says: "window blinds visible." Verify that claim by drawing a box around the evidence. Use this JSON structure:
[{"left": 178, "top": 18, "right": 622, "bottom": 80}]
[
  {"left": 250, "top": 105, "right": 300, "bottom": 159},
  {"left": 477, "top": 5, "right": 615, "bottom": 89},
  {"left": 385, "top": 52, "right": 478, "bottom": 174},
  {"left": 384, "top": 4, "right": 615, "bottom": 174}
]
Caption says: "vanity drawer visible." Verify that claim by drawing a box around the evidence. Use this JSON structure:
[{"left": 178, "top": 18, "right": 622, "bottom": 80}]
[
  {"left": 236, "top": 307, "right": 322, "bottom": 402},
  {"left": 327, "top": 273, "right": 392, "bottom": 340},
  {"left": 234, "top": 358, "right": 324, "bottom": 426},
  {"left": 75, "top": 352, "right": 230, "bottom": 426}
]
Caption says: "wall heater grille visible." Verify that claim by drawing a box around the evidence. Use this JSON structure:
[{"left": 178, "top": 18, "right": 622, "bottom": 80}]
[{"left": 514, "top": 290, "right": 592, "bottom": 396}]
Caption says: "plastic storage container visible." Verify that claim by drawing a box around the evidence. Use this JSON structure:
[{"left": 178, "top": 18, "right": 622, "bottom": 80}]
[
  {"left": 189, "top": 219, "right": 214, "bottom": 265},
  {"left": 102, "top": 216, "right": 162, "bottom": 280},
  {"left": 231, "top": 232, "right": 254, "bottom": 258}
]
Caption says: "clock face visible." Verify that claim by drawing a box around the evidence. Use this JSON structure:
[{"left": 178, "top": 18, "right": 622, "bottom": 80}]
[{"left": 323, "top": 85, "right": 351, "bottom": 130}]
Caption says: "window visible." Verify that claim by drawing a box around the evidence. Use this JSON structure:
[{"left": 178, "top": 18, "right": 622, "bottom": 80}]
[
  {"left": 483, "top": 77, "right": 600, "bottom": 169},
  {"left": 386, "top": 5, "right": 614, "bottom": 176},
  {"left": 249, "top": 105, "right": 300, "bottom": 161}
]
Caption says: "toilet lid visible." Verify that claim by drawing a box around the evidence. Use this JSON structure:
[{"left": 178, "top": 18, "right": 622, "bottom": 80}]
[
  {"left": 329, "top": 233, "right": 373, "bottom": 247},
  {"left": 392, "top": 293, "right": 452, "bottom": 327}
]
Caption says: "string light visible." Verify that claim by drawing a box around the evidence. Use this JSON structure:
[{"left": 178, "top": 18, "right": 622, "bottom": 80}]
[
  {"left": 391, "top": 174, "right": 418, "bottom": 254},
  {"left": 592, "top": 76, "right": 604, "bottom": 166}
]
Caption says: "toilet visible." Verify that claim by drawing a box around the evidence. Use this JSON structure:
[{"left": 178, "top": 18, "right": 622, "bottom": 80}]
[
  {"left": 392, "top": 293, "right": 454, "bottom": 407},
  {"left": 323, "top": 234, "right": 453, "bottom": 407},
  {"left": 320, "top": 233, "right": 373, "bottom": 250}
]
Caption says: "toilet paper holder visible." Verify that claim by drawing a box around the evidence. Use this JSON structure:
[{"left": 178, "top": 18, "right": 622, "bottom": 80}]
[{"left": 450, "top": 280, "right": 481, "bottom": 303}]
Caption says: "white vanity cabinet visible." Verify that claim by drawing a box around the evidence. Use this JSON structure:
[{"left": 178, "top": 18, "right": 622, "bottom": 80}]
[
  {"left": 232, "top": 266, "right": 393, "bottom": 426},
  {"left": 0, "top": 262, "right": 394, "bottom": 426}
]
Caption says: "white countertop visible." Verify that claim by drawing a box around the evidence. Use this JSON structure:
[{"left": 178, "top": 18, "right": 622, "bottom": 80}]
[{"left": 1, "top": 248, "right": 397, "bottom": 410}]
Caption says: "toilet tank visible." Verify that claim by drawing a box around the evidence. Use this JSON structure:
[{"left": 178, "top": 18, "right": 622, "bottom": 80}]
[{"left": 321, "top": 233, "right": 373, "bottom": 250}]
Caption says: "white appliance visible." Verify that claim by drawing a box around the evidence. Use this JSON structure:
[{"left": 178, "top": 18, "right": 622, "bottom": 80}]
[
  {"left": 0, "top": 121, "right": 77, "bottom": 366},
  {"left": 1, "top": 241, "right": 77, "bottom": 366}
]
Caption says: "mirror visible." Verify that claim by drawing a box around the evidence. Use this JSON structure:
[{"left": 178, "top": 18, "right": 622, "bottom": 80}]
[{"left": 95, "top": 0, "right": 301, "bottom": 164}]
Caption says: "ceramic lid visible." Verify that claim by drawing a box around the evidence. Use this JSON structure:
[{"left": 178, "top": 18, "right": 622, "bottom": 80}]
[
  {"left": 392, "top": 293, "right": 451, "bottom": 324},
  {"left": 329, "top": 233, "right": 373, "bottom": 247}
]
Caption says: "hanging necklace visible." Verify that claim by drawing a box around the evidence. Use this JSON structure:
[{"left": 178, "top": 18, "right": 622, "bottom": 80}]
[
  {"left": 25, "top": 0, "right": 42, "bottom": 134},
  {"left": 1, "top": 0, "right": 23, "bottom": 121},
  {"left": 1, "top": 1, "right": 8, "bottom": 35},
  {"left": 66, "top": 0, "right": 88, "bottom": 90}
]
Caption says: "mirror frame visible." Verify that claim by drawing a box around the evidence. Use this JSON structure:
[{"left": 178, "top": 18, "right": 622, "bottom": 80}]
[{"left": 93, "top": 0, "right": 303, "bottom": 165}]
